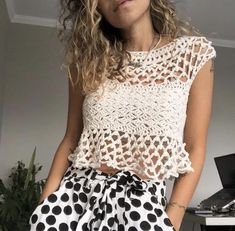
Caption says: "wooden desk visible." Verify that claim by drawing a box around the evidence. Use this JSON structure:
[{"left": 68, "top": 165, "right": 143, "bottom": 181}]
[{"left": 185, "top": 212, "right": 235, "bottom": 231}]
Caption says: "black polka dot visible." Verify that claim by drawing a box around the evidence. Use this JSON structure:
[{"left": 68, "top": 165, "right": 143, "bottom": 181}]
[
  {"left": 79, "top": 192, "right": 88, "bottom": 203},
  {"left": 130, "top": 211, "right": 141, "bottom": 221},
  {"left": 81, "top": 222, "right": 88, "bottom": 231},
  {"left": 101, "top": 226, "right": 109, "bottom": 231},
  {"left": 94, "top": 183, "right": 101, "bottom": 193},
  {"left": 150, "top": 195, "right": 158, "bottom": 204},
  {"left": 143, "top": 202, "right": 153, "bottom": 211},
  {"left": 36, "top": 222, "right": 45, "bottom": 231},
  {"left": 70, "top": 220, "right": 78, "bottom": 230},
  {"left": 84, "top": 168, "right": 92, "bottom": 176},
  {"left": 64, "top": 170, "right": 71, "bottom": 177},
  {"left": 148, "top": 186, "right": 155, "bottom": 195},
  {"left": 46, "top": 215, "right": 56, "bottom": 225},
  {"left": 153, "top": 184, "right": 157, "bottom": 191},
  {"left": 48, "top": 228, "right": 57, "bottom": 231},
  {"left": 59, "top": 223, "right": 68, "bottom": 231},
  {"left": 125, "top": 202, "right": 131, "bottom": 211},
  {"left": 108, "top": 217, "right": 115, "bottom": 227},
  {"left": 65, "top": 181, "right": 73, "bottom": 189},
  {"left": 64, "top": 205, "right": 72, "bottom": 215},
  {"left": 123, "top": 211, "right": 128, "bottom": 225},
  {"left": 74, "top": 203, "right": 83, "bottom": 214},
  {"left": 61, "top": 193, "right": 69, "bottom": 202},
  {"left": 74, "top": 183, "right": 81, "bottom": 191},
  {"left": 140, "top": 221, "right": 151, "bottom": 230},
  {"left": 52, "top": 205, "right": 62, "bottom": 215},
  {"left": 106, "top": 203, "right": 113, "bottom": 213},
  {"left": 41, "top": 205, "right": 50, "bottom": 214},
  {"left": 147, "top": 213, "right": 157, "bottom": 222},
  {"left": 153, "top": 225, "right": 163, "bottom": 231},
  {"left": 131, "top": 198, "right": 141, "bottom": 207},
  {"left": 116, "top": 185, "right": 123, "bottom": 193},
  {"left": 164, "top": 217, "right": 173, "bottom": 227},
  {"left": 100, "top": 210, "right": 105, "bottom": 220},
  {"left": 89, "top": 196, "right": 96, "bottom": 207},
  {"left": 128, "top": 227, "right": 138, "bottom": 231},
  {"left": 93, "top": 208, "right": 99, "bottom": 220},
  {"left": 98, "top": 197, "right": 103, "bottom": 204},
  {"left": 71, "top": 172, "right": 77, "bottom": 178},
  {"left": 118, "top": 224, "right": 125, "bottom": 231},
  {"left": 73, "top": 193, "right": 79, "bottom": 202},
  {"left": 154, "top": 208, "right": 163, "bottom": 217},
  {"left": 31, "top": 214, "right": 38, "bottom": 224},
  {"left": 83, "top": 187, "right": 91, "bottom": 193},
  {"left": 161, "top": 197, "right": 166, "bottom": 206},
  {"left": 118, "top": 198, "right": 125, "bottom": 208},
  {"left": 48, "top": 194, "right": 57, "bottom": 203}
]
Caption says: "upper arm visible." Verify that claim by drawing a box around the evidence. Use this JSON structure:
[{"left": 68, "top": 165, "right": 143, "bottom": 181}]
[
  {"left": 183, "top": 37, "right": 216, "bottom": 152},
  {"left": 183, "top": 58, "right": 215, "bottom": 152},
  {"left": 64, "top": 64, "right": 85, "bottom": 143}
]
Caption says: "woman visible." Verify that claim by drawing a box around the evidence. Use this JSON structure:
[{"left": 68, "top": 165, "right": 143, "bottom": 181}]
[{"left": 29, "top": 0, "right": 216, "bottom": 230}]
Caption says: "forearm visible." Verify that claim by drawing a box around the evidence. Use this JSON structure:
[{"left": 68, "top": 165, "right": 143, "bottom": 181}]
[
  {"left": 39, "top": 136, "right": 78, "bottom": 203},
  {"left": 165, "top": 148, "right": 206, "bottom": 230}
]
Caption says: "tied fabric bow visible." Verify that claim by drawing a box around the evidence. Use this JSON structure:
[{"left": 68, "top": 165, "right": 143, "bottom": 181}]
[
  {"left": 87, "top": 171, "right": 149, "bottom": 198},
  {"left": 84, "top": 171, "right": 150, "bottom": 225},
  {"left": 62, "top": 167, "right": 150, "bottom": 199},
  {"left": 118, "top": 173, "right": 149, "bottom": 197}
]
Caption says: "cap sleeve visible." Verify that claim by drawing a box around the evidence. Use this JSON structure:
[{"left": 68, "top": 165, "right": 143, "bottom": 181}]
[{"left": 190, "top": 36, "right": 216, "bottom": 81}]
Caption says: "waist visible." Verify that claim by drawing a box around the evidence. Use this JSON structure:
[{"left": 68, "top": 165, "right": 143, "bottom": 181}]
[{"left": 96, "top": 163, "right": 151, "bottom": 180}]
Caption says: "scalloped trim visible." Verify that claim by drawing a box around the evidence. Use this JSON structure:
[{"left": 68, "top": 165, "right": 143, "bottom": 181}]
[{"left": 67, "top": 128, "right": 194, "bottom": 181}]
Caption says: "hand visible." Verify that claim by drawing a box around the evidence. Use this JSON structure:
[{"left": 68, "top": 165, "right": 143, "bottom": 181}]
[
  {"left": 37, "top": 193, "right": 48, "bottom": 205},
  {"left": 37, "top": 178, "right": 62, "bottom": 205},
  {"left": 37, "top": 187, "right": 58, "bottom": 205},
  {"left": 165, "top": 206, "right": 185, "bottom": 231}
]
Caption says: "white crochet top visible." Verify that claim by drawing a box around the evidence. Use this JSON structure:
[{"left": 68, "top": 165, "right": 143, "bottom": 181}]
[{"left": 68, "top": 35, "right": 217, "bottom": 181}]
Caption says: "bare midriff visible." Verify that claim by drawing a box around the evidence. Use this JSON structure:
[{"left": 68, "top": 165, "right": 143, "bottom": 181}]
[{"left": 96, "top": 163, "right": 150, "bottom": 180}]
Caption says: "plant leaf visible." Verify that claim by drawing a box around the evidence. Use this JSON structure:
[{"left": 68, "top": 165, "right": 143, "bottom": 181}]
[{"left": 24, "top": 146, "right": 36, "bottom": 190}]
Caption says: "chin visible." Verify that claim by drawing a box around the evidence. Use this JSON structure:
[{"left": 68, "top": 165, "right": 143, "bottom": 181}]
[
  {"left": 109, "top": 11, "right": 147, "bottom": 30},
  {"left": 113, "top": 19, "right": 138, "bottom": 29},
  {"left": 99, "top": 0, "right": 151, "bottom": 30}
]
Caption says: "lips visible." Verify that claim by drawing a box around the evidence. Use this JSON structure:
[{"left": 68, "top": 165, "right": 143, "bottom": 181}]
[{"left": 114, "top": 0, "right": 131, "bottom": 12}]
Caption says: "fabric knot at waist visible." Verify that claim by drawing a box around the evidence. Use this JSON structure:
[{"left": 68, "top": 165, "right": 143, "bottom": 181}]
[
  {"left": 84, "top": 168, "right": 154, "bottom": 198},
  {"left": 62, "top": 165, "right": 164, "bottom": 217}
]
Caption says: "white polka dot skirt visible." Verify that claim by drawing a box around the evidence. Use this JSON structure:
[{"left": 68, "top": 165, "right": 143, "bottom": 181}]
[{"left": 29, "top": 163, "right": 176, "bottom": 231}]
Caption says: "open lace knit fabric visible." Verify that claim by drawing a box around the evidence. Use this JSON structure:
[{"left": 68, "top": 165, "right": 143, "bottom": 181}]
[{"left": 68, "top": 35, "right": 217, "bottom": 182}]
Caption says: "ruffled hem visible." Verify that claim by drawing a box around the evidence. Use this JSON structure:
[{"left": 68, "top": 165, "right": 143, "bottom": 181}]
[{"left": 67, "top": 127, "right": 194, "bottom": 181}]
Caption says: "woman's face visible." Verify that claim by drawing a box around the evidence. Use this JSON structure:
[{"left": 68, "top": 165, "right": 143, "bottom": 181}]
[{"left": 97, "top": 0, "right": 151, "bottom": 29}]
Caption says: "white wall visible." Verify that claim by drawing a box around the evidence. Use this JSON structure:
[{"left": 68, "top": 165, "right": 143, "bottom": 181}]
[
  {"left": 0, "top": 0, "right": 9, "bottom": 147},
  {"left": 0, "top": 13, "right": 68, "bottom": 181}
]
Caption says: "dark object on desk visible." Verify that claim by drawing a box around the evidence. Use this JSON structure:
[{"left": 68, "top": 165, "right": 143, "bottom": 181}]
[
  {"left": 199, "top": 153, "right": 235, "bottom": 213},
  {"left": 186, "top": 206, "right": 235, "bottom": 216},
  {"left": 185, "top": 211, "right": 235, "bottom": 231},
  {"left": 186, "top": 206, "right": 213, "bottom": 214}
]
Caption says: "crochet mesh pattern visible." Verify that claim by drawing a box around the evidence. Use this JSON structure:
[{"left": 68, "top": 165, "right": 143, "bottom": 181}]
[{"left": 68, "top": 35, "right": 217, "bottom": 181}]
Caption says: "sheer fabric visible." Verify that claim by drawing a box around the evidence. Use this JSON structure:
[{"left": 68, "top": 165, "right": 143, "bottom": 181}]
[{"left": 68, "top": 36, "right": 216, "bottom": 181}]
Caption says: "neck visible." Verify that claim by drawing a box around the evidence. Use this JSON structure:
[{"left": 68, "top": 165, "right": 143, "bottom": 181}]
[{"left": 121, "top": 11, "right": 159, "bottom": 51}]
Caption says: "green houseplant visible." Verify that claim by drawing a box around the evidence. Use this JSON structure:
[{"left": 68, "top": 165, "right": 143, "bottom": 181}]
[{"left": 0, "top": 147, "right": 45, "bottom": 231}]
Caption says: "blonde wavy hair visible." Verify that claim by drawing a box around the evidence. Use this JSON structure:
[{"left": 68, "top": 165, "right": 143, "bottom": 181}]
[{"left": 57, "top": 0, "right": 202, "bottom": 96}]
